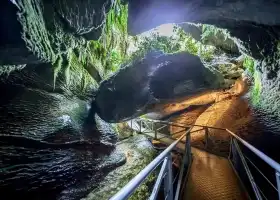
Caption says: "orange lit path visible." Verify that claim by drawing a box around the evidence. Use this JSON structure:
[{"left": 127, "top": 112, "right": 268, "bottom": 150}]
[
  {"left": 182, "top": 148, "right": 248, "bottom": 200},
  {"left": 152, "top": 136, "right": 249, "bottom": 200},
  {"left": 129, "top": 79, "right": 250, "bottom": 199},
  {"left": 129, "top": 120, "right": 249, "bottom": 200}
]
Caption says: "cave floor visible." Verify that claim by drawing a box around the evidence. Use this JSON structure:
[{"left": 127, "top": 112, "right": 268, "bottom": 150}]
[{"left": 182, "top": 148, "right": 249, "bottom": 200}]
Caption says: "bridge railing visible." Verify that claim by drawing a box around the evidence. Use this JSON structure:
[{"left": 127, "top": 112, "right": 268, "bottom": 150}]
[
  {"left": 112, "top": 118, "right": 280, "bottom": 200},
  {"left": 110, "top": 121, "right": 193, "bottom": 200}
]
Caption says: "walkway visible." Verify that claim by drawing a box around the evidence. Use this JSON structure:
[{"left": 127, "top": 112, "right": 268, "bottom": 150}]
[
  {"left": 129, "top": 119, "right": 250, "bottom": 200},
  {"left": 183, "top": 148, "right": 249, "bottom": 200}
]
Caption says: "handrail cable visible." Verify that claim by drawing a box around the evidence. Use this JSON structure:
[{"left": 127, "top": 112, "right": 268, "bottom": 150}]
[
  {"left": 244, "top": 155, "right": 278, "bottom": 191},
  {"left": 256, "top": 184, "right": 269, "bottom": 200},
  {"left": 226, "top": 129, "right": 280, "bottom": 172},
  {"left": 138, "top": 118, "right": 280, "bottom": 173}
]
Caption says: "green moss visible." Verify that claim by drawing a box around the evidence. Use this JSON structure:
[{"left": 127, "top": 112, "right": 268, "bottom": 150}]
[
  {"left": 241, "top": 57, "right": 261, "bottom": 105},
  {"left": 53, "top": 55, "right": 63, "bottom": 88},
  {"left": 17, "top": 0, "right": 94, "bottom": 93},
  {"left": 128, "top": 25, "right": 216, "bottom": 64},
  {"left": 127, "top": 149, "right": 157, "bottom": 200},
  {"left": 67, "top": 50, "right": 98, "bottom": 95},
  {"left": 17, "top": 0, "right": 130, "bottom": 93},
  {"left": 16, "top": 0, "right": 228, "bottom": 95},
  {"left": 251, "top": 71, "right": 262, "bottom": 105},
  {"left": 243, "top": 56, "right": 255, "bottom": 75},
  {"left": 17, "top": 0, "right": 219, "bottom": 91},
  {"left": 201, "top": 24, "right": 230, "bottom": 41}
]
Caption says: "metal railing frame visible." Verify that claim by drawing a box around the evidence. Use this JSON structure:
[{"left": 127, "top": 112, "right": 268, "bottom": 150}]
[
  {"left": 112, "top": 118, "right": 280, "bottom": 200},
  {"left": 110, "top": 121, "right": 192, "bottom": 200}
]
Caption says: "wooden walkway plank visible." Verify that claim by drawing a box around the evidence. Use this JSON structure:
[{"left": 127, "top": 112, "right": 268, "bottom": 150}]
[{"left": 183, "top": 148, "right": 249, "bottom": 200}]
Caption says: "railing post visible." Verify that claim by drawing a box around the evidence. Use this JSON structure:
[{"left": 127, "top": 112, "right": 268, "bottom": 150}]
[
  {"left": 155, "top": 125, "right": 157, "bottom": 140},
  {"left": 275, "top": 172, "right": 280, "bottom": 200},
  {"left": 164, "top": 153, "right": 173, "bottom": 200},
  {"left": 184, "top": 129, "right": 191, "bottom": 167},
  {"left": 205, "top": 127, "right": 209, "bottom": 149},
  {"left": 228, "top": 136, "right": 233, "bottom": 160},
  {"left": 233, "top": 139, "right": 263, "bottom": 200},
  {"left": 187, "top": 131, "right": 191, "bottom": 165}
]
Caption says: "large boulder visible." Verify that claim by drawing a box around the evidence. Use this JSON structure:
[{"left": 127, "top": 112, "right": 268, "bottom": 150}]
[{"left": 95, "top": 52, "right": 224, "bottom": 122}]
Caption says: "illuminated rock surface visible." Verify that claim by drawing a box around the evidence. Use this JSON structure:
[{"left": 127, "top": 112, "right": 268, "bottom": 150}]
[{"left": 1, "top": 0, "right": 280, "bottom": 199}]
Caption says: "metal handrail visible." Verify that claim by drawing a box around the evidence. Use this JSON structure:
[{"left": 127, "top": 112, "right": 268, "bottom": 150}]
[
  {"left": 231, "top": 137, "right": 262, "bottom": 200},
  {"left": 110, "top": 127, "right": 192, "bottom": 200},
  {"left": 139, "top": 118, "right": 280, "bottom": 174},
  {"left": 226, "top": 129, "right": 280, "bottom": 172},
  {"left": 245, "top": 155, "right": 278, "bottom": 192},
  {"left": 120, "top": 118, "right": 280, "bottom": 200},
  {"left": 226, "top": 129, "right": 280, "bottom": 200}
]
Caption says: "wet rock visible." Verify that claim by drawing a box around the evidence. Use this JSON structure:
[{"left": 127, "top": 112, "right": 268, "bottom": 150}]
[
  {"left": 0, "top": 63, "right": 119, "bottom": 200},
  {"left": 83, "top": 135, "right": 156, "bottom": 200},
  {"left": 0, "top": 1, "right": 42, "bottom": 65},
  {"left": 95, "top": 52, "right": 224, "bottom": 122},
  {"left": 51, "top": 0, "right": 112, "bottom": 40},
  {"left": 179, "top": 23, "right": 240, "bottom": 56}
]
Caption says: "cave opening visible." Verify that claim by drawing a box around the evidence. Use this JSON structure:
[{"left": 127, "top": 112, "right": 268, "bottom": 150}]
[{"left": 1, "top": 0, "right": 280, "bottom": 200}]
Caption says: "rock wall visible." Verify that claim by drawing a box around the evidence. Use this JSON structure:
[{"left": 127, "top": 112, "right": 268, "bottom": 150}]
[{"left": 0, "top": 61, "right": 123, "bottom": 199}]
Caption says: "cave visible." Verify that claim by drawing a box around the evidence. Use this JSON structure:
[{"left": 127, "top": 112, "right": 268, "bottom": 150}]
[{"left": 1, "top": 0, "right": 280, "bottom": 200}]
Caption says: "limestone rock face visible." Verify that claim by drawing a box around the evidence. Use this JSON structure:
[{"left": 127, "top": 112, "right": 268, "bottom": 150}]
[
  {"left": 52, "top": 0, "right": 112, "bottom": 40},
  {"left": 0, "top": 1, "right": 42, "bottom": 65},
  {"left": 95, "top": 52, "right": 224, "bottom": 122}
]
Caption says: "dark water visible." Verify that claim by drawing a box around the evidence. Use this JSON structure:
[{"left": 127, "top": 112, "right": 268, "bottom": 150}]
[{"left": 231, "top": 108, "right": 280, "bottom": 200}]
